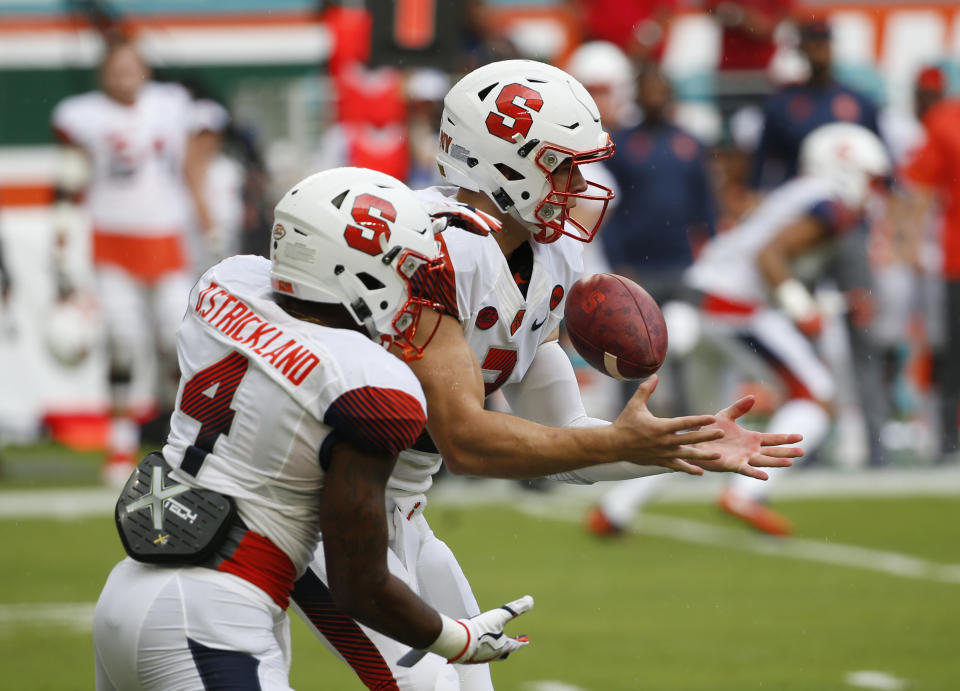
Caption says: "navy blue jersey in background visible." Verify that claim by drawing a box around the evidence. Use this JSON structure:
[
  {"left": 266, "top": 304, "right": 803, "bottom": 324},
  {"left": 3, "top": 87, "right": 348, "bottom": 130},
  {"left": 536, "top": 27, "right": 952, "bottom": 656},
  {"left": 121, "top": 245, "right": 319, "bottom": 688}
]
[
  {"left": 602, "top": 122, "right": 717, "bottom": 272},
  {"left": 752, "top": 81, "right": 880, "bottom": 189}
]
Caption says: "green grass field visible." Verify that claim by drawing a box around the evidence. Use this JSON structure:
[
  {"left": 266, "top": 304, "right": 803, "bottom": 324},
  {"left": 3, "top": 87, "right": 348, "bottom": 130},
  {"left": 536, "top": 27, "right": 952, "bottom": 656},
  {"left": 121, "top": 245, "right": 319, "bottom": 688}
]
[{"left": 2, "top": 444, "right": 959, "bottom": 690}]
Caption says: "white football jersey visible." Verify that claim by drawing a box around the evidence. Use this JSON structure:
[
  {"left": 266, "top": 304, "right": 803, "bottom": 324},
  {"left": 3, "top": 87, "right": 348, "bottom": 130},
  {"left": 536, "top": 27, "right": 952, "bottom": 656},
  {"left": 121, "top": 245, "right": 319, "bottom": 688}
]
[
  {"left": 388, "top": 187, "right": 583, "bottom": 496},
  {"left": 162, "top": 255, "right": 428, "bottom": 575},
  {"left": 685, "top": 176, "right": 854, "bottom": 305},
  {"left": 52, "top": 82, "right": 196, "bottom": 234}
]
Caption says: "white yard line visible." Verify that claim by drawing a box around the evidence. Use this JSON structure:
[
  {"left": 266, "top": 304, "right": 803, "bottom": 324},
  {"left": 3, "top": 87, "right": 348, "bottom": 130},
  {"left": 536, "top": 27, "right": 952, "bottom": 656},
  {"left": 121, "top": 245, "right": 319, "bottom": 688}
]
[
  {"left": 845, "top": 670, "right": 911, "bottom": 690},
  {"left": 516, "top": 501, "right": 960, "bottom": 585},
  {"left": 0, "top": 487, "right": 117, "bottom": 520},
  {"left": 2, "top": 471, "right": 959, "bottom": 586},
  {"left": 1, "top": 467, "right": 958, "bottom": 521},
  {"left": 0, "top": 602, "right": 94, "bottom": 633}
]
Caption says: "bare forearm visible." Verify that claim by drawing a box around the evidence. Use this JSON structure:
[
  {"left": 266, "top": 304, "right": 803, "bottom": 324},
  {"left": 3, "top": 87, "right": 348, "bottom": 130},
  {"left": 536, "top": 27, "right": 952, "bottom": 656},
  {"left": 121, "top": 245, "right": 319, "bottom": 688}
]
[
  {"left": 433, "top": 408, "right": 621, "bottom": 478},
  {"left": 322, "top": 441, "right": 443, "bottom": 648},
  {"left": 335, "top": 573, "right": 443, "bottom": 648},
  {"left": 756, "top": 244, "right": 792, "bottom": 289}
]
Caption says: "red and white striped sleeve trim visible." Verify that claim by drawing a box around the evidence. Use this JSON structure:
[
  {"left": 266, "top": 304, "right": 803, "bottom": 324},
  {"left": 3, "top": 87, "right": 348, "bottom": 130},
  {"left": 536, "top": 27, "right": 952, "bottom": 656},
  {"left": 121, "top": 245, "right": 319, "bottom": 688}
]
[{"left": 323, "top": 386, "right": 427, "bottom": 457}]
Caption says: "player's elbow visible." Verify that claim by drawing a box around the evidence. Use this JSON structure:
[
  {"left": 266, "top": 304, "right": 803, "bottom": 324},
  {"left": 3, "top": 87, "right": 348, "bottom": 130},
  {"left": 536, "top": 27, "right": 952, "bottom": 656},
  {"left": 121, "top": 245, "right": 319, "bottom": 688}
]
[
  {"left": 434, "top": 445, "right": 477, "bottom": 476},
  {"left": 327, "top": 569, "right": 390, "bottom": 622}
]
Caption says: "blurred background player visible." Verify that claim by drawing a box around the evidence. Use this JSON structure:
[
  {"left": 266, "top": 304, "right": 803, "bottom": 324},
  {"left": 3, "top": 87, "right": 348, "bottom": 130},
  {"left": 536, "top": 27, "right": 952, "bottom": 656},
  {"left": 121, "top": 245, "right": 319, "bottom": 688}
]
[
  {"left": 94, "top": 167, "right": 533, "bottom": 690},
  {"left": 752, "top": 18, "right": 880, "bottom": 188},
  {"left": 294, "top": 59, "right": 800, "bottom": 691},
  {"left": 601, "top": 61, "right": 718, "bottom": 415},
  {"left": 405, "top": 68, "right": 452, "bottom": 190},
  {"left": 900, "top": 72, "right": 960, "bottom": 464},
  {"left": 183, "top": 97, "right": 244, "bottom": 273},
  {"left": 589, "top": 122, "right": 889, "bottom": 537},
  {"left": 50, "top": 38, "right": 215, "bottom": 484},
  {"left": 749, "top": 17, "right": 890, "bottom": 466}
]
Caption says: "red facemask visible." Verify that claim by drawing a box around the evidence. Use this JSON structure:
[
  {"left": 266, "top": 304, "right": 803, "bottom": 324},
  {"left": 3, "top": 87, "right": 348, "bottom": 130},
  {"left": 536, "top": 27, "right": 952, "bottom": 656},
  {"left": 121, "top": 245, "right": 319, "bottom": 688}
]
[{"left": 530, "top": 137, "right": 616, "bottom": 244}]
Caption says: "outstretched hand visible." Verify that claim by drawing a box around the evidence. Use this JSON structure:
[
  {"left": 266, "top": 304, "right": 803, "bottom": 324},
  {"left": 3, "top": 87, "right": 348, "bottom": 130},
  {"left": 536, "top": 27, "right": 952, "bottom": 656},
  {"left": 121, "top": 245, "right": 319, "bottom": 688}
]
[
  {"left": 614, "top": 375, "right": 724, "bottom": 475},
  {"left": 693, "top": 395, "right": 803, "bottom": 479}
]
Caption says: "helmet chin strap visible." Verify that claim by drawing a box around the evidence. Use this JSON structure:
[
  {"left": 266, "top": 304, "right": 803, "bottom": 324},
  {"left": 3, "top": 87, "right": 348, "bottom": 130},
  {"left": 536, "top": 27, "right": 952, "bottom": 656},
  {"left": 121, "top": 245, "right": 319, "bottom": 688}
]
[
  {"left": 504, "top": 204, "right": 563, "bottom": 244},
  {"left": 333, "top": 268, "right": 380, "bottom": 339}
]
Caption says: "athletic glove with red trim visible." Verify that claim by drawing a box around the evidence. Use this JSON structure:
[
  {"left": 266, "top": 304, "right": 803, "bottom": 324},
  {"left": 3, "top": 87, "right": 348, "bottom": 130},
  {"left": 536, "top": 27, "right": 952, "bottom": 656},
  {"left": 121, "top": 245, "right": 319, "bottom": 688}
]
[{"left": 401, "top": 595, "right": 534, "bottom": 667}]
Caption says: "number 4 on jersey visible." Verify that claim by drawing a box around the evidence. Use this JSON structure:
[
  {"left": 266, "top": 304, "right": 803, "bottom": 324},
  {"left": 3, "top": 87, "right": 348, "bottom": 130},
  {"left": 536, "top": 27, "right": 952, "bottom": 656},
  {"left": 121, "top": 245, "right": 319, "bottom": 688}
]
[{"left": 179, "top": 351, "right": 249, "bottom": 476}]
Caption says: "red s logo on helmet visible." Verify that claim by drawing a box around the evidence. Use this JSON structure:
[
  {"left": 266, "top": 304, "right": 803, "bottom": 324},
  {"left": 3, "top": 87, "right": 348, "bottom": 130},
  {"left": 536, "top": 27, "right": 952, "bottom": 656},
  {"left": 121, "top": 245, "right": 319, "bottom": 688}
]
[
  {"left": 485, "top": 83, "right": 544, "bottom": 143},
  {"left": 344, "top": 193, "right": 397, "bottom": 256}
]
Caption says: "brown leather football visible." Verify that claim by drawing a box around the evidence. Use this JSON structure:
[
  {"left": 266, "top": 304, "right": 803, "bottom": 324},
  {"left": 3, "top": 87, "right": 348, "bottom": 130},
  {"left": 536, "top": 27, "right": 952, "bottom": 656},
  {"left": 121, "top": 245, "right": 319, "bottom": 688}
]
[{"left": 564, "top": 273, "right": 668, "bottom": 380}]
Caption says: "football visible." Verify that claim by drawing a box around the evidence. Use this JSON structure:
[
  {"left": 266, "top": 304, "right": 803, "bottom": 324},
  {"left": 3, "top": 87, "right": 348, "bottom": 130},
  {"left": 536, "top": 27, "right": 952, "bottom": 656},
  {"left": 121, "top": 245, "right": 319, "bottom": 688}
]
[{"left": 564, "top": 273, "right": 668, "bottom": 380}]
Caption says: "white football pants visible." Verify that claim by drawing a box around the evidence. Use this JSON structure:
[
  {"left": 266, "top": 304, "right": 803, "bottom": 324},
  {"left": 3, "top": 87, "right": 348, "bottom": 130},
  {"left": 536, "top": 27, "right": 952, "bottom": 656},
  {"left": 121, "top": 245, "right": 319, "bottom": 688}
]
[
  {"left": 96, "top": 265, "right": 192, "bottom": 410},
  {"left": 94, "top": 558, "right": 293, "bottom": 691}
]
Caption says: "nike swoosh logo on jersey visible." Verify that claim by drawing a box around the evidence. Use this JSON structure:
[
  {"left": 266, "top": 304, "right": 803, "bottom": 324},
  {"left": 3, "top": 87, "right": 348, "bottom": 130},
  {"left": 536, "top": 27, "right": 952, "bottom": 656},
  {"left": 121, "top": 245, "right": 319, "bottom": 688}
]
[{"left": 531, "top": 316, "right": 547, "bottom": 331}]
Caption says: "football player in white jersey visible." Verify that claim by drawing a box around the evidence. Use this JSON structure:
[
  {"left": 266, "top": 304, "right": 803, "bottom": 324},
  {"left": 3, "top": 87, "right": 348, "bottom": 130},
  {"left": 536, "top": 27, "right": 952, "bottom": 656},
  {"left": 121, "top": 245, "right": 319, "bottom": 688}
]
[
  {"left": 294, "top": 60, "right": 803, "bottom": 690},
  {"left": 93, "top": 168, "right": 534, "bottom": 691},
  {"left": 51, "top": 38, "right": 216, "bottom": 484},
  {"left": 589, "top": 123, "right": 891, "bottom": 537}
]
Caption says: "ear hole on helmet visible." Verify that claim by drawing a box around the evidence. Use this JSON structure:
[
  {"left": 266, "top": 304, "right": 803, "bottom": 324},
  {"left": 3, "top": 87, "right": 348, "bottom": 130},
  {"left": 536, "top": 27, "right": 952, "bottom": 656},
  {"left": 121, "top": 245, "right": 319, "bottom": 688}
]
[
  {"left": 494, "top": 163, "right": 525, "bottom": 181},
  {"left": 330, "top": 191, "right": 348, "bottom": 209},
  {"left": 356, "top": 272, "right": 386, "bottom": 291},
  {"left": 477, "top": 82, "right": 498, "bottom": 100}
]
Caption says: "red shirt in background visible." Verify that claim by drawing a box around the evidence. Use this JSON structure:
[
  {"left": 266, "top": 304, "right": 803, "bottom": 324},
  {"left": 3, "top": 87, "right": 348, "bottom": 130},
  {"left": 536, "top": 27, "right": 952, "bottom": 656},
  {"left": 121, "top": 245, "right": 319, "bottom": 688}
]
[
  {"left": 575, "top": 0, "right": 677, "bottom": 61},
  {"left": 903, "top": 99, "right": 960, "bottom": 279},
  {"left": 706, "top": 0, "right": 793, "bottom": 71}
]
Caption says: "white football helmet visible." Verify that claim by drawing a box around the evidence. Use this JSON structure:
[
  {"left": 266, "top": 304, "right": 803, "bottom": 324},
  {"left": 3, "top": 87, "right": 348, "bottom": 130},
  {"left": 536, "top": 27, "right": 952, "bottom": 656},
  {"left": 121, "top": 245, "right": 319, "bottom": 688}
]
[
  {"left": 436, "top": 59, "right": 615, "bottom": 244},
  {"left": 564, "top": 41, "right": 636, "bottom": 126},
  {"left": 45, "top": 296, "right": 100, "bottom": 367},
  {"left": 270, "top": 167, "right": 444, "bottom": 360},
  {"left": 799, "top": 123, "right": 891, "bottom": 209}
]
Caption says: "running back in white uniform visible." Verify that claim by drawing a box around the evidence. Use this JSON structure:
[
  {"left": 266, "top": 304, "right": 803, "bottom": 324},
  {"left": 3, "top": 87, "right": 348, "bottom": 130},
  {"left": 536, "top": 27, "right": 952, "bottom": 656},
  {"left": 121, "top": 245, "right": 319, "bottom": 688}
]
[
  {"left": 94, "top": 255, "right": 428, "bottom": 691},
  {"left": 295, "top": 187, "right": 585, "bottom": 691},
  {"left": 685, "top": 177, "right": 858, "bottom": 304},
  {"left": 683, "top": 175, "right": 861, "bottom": 408},
  {"left": 686, "top": 176, "right": 857, "bottom": 307}
]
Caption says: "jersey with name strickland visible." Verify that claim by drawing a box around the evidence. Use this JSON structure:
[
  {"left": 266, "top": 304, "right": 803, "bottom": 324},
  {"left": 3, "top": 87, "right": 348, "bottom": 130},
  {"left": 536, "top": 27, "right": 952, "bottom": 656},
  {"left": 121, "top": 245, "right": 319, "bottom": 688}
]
[{"left": 163, "top": 255, "right": 427, "bottom": 576}]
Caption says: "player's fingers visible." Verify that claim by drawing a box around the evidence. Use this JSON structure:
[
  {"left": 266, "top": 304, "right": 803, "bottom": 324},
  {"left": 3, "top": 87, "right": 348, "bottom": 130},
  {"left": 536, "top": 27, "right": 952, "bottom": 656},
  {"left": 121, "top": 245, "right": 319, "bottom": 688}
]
[
  {"left": 672, "top": 444, "right": 721, "bottom": 461},
  {"left": 631, "top": 374, "right": 658, "bottom": 404},
  {"left": 736, "top": 464, "right": 770, "bottom": 480},
  {"left": 760, "top": 433, "right": 804, "bottom": 446},
  {"left": 501, "top": 595, "right": 534, "bottom": 618},
  {"left": 671, "top": 426, "right": 723, "bottom": 444},
  {"left": 661, "top": 458, "right": 705, "bottom": 475},
  {"left": 758, "top": 446, "right": 804, "bottom": 458},
  {"left": 719, "top": 395, "right": 755, "bottom": 421},
  {"left": 748, "top": 454, "right": 794, "bottom": 468},
  {"left": 663, "top": 413, "right": 717, "bottom": 432}
]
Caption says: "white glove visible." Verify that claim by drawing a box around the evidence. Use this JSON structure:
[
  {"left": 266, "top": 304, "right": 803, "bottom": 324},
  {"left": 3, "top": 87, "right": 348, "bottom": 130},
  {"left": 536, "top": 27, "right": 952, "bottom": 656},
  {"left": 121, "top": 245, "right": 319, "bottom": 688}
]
[
  {"left": 423, "top": 198, "right": 502, "bottom": 236},
  {"left": 774, "top": 278, "right": 822, "bottom": 337},
  {"left": 417, "top": 595, "right": 534, "bottom": 665}
]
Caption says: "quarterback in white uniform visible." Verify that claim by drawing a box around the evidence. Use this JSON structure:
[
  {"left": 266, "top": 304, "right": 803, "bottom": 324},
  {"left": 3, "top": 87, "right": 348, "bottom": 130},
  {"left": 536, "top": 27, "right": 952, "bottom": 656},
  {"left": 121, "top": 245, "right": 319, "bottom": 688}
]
[
  {"left": 592, "top": 123, "right": 892, "bottom": 537},
  {"left": 294, "top": 61, "right": 803, "bottom": 690},
  {"left": 51, "top": 39, "right": 216, "bottom": 482},
  {"left": 93, "top": 168, "right": 534, "bottom": 691}
]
